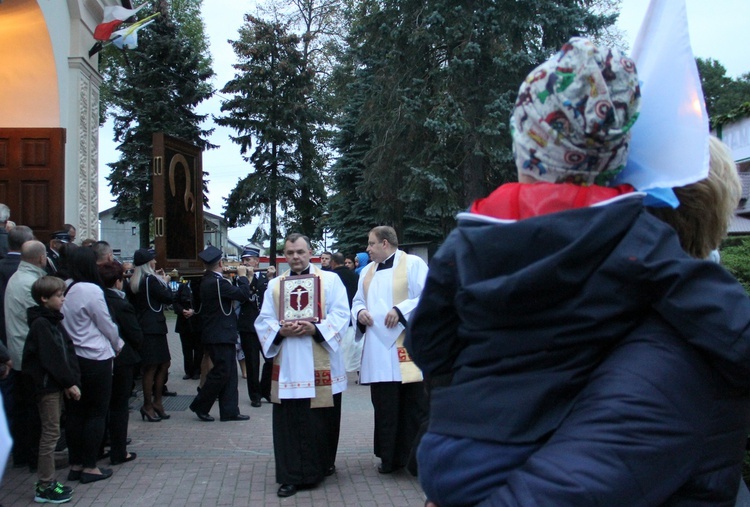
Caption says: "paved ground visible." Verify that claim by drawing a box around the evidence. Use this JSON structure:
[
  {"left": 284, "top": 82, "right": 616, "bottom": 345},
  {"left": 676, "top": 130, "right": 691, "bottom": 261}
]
[{"left": 0, "top": 316, "right": 425, "bottom": 506}]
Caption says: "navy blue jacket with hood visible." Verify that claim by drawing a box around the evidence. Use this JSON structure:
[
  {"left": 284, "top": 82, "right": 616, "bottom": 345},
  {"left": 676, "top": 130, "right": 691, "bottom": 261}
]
[{"left": 407, "top": 185, "right": 750, "bottom": 444}]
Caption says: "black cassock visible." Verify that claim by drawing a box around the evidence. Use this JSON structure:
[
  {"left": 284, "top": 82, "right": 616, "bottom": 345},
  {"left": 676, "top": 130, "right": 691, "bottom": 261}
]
[{"left": 273, "top": 393, "right": 342, "bottom": 485}]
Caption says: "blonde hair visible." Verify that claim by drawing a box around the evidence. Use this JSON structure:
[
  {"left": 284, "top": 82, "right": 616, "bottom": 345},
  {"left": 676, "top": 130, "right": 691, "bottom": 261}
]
[
  {"left": 129, "top": 260, "right": 166, "bottom": 294},
  {"left": 649, "top": 136, "right": 741, "bottom": 259}
]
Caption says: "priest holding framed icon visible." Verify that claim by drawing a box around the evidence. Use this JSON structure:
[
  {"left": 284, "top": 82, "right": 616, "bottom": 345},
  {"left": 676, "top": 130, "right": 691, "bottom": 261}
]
[{"left": 254, "top": 233, "right": 350, "bottom": 498}]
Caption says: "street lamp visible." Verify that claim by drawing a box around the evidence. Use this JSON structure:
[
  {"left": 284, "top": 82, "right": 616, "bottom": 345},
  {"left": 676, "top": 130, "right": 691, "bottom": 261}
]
[{"left": 321, "top": 211, "right": 330, "bottom": 252}]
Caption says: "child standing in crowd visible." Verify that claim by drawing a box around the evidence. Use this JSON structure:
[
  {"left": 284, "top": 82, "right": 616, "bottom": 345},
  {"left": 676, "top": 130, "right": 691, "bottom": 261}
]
[{"left": 22, "top": 276, "right": 81, "bottom": 504}]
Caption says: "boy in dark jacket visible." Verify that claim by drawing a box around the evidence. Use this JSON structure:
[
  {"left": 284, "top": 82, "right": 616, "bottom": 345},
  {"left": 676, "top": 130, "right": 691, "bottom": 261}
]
[{"left": 22, "top": 276, "right": 81, "bottom": 504}]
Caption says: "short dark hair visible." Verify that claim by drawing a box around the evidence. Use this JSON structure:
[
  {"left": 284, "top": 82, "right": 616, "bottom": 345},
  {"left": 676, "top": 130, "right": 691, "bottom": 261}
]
[
  {"left": 31, "top": 276, "right": 66, "bottom": 305},
  {"left": 370, "top": 226, "right": 399, "bottom": 247},
  {"left": 92, "top": 241, "right": 113, "bottom": 262},
  {"left": 331, "top": 252, "right": 345, "bottom": 266},
  {"left": 98, "top": 261, "right": 124, "bottom": 289},
  {"left": 8, "top": 225, "right": 33, "bottom": 251},
  {"left": 285, "top": 233, "right": 312, "bottom": 250}
]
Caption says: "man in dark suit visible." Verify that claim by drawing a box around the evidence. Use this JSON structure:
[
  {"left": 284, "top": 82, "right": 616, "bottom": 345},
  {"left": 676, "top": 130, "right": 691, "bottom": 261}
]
[
  {"left": 189, "top": 246, "right": 253, "bottom": 422},
  {"left": 330, "top": 253, "right": 357, "bottom": 307},
  {"left": 0, "top": 203, "right": 11, "bottom": 259},
  {"left": 45, "top": 230, "right": 70, "bottom": 275},
  {"left": 237, "top": 247, "right": 270, "bottom": 407}
]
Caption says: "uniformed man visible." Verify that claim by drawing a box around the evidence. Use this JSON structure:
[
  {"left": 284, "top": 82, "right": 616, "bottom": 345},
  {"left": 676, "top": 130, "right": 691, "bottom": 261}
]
[
  {"left": 237, "top": 246, "right": 271, "bottom": 407},
  {"left": 188, "top": 246, "right": 252, "bottom": 422}
]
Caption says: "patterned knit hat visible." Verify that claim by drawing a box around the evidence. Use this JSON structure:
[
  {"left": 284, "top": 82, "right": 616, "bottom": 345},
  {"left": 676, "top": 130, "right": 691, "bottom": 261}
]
[{"left": 512, "top": 37, "right": 641, "bottom": 186}]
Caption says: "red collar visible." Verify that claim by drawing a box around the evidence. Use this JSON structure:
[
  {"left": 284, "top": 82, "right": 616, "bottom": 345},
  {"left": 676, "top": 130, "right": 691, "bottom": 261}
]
[{"left": 470, "top": 183, "right": 636, "bottom": 220}]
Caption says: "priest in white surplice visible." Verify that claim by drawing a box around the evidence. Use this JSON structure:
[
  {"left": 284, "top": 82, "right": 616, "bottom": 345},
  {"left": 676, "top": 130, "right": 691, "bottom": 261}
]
[
  {"left": 255, "top": 233, "right": 350, "bottom": 498},
  {"left": 351, "top": 226, "right": 429, "bottom": 474}
]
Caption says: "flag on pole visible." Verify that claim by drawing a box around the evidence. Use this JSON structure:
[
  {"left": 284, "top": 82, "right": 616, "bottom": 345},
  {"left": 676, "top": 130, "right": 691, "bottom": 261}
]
[
  {"left": 93, "top": 3, "right": 146, "bottom": 41},
  {"left": 88, "top": 11, "right": 159, "bottom": 58},
  {"left": 613, "top": 0, "right": 709, "bottom": 203},
  {"left": 111, "top": 14, "right": 158, "bottom": 50}
]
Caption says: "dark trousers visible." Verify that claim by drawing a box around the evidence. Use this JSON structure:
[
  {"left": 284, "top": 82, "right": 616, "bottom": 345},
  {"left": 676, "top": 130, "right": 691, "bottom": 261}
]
[
  {"left": 107, "top": 361, "right": 134, "bottom": 463},
  {"left": 370, "top": 381, "right": 427, "bottom": 471},
  {"left": 66, "top": 357, "right": 112, "bottom": 469},
  {"left": 190, "top": 343, "right": 239, "bottom": 419},
  {"left": 273, "top": 393, "right": 342, "bottom": 485},
  {"left": 179, "top": 330, "right": 203, "bottom": 378},
  {"left": 0, "top": 370, "right": 14, "bottom": 440},
  {"left": 239, "top": 331, "right": 271, "bottom": 403},
  {"left": 261, "top": 357, "right": 272, "bottom": 400},
  {"left": 11, "top": 370, "right": 40, "bottom": 468}
]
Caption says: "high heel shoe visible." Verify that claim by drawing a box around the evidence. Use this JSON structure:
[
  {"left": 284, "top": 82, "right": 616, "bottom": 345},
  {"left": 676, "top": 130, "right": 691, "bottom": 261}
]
[
  {"left": 140, "top": 407, "right": 162, "bottom": 422},
  {"left": 154, "top": 407, "right": 170, "bottom": 420}
]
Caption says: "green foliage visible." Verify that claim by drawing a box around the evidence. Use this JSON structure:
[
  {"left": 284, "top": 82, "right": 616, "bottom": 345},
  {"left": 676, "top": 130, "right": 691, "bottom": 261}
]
[
  {"left": 719, "top": 236, "right": 750, "bottom": 294},
  {"left": 217, "top": 14, "right": 327, "bottom": 264},
  {"left": 696, "top": 57, "right": 750, "bottom": 122},
  {"left": 328, "top": 0, "right": 617, "bottom": 247},
  {"left": 101, "top": 0, "right": 215, "bottom": 247}
]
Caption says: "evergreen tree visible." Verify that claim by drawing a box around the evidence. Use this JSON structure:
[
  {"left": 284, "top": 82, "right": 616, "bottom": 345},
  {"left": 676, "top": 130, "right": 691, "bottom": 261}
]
[
  {"left": 216, "top": 15, "right": 313, "bottom": 266},
  {"left": 330, "top": 0, "right": 615, "bottom": 246},
  {"left": 102, "top": 0, "right": 215, "bottom": 247},
  {"left": 697, "top": 57, "right": 750, "bottom": 121}
]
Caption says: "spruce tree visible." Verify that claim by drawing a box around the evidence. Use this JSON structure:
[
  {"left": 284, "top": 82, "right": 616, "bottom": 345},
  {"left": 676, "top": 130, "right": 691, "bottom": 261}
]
[{"left": 216, "top": 15, "right": 312, "bottom": 266}]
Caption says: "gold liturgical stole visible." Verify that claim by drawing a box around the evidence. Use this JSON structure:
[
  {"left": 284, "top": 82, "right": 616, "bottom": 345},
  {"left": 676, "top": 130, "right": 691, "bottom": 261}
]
[
  {"left": 271, "top": 268, "right": 333, "bottom": 408},
  {"left": 363, "top": 252, "right": 423, "bottom": 383}
]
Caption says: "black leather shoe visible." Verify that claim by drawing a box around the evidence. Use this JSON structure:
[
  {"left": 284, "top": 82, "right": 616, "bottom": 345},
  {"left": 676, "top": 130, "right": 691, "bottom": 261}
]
[
  {"left": 110, "top": 452, "right": 137, "bottom": 465},
  {"left": 80, "top": 467, "right": 113, "bottom": 484},
  {"left": 162, "top": 389, "right": 177, "bottom": 397},
  {"left": 250, "top": 400, "right": 262, "bottom": 408},
  {"left": 378, "top": 464, "right": 403, "bottom": 474},
  {"left": 191, "top": 409, "right": 214, "bottom": 422},
  {"left": 67, "top": 469, "right": 82, "bottom": 481},
  {"left": 277, "top": 484, "right": 297, "bottom": 497},
  {"left": 325, "top": 465, "right": 336, "bottom": 476},
  {"left": 220, "top": 414, "right": 250, "bottom": 422},
  {"left": 182, "top": 374, "right": 192, "bottom": 380}
]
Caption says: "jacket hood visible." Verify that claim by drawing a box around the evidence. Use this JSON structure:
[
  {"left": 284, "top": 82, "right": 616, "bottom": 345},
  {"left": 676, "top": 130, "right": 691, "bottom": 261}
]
[
  {"left": 27, "top": 305, "right": 63, "bottom": 326},
  {"left": 454, "top": 190, "right": 645, "bottom": 320}
]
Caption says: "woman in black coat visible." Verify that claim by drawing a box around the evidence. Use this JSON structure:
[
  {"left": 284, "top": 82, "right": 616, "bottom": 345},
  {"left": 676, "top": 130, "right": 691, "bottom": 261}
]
[
  {"left": 126, "top": 249, "right": 173, "bottom": 422},
  {"left": 99, "top": 261, "right": 142, "bottom": 464}
]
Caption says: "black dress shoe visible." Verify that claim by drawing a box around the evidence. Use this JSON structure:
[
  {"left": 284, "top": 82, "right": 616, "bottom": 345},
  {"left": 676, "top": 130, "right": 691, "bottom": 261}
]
[
  {"left": 250, "top": 400, "right": 262, "bottom": 408},
  {"left": 67, "top": 469, "right": 82, "bottom": 481},
  {"left": 110, "top": 453, "right": 137, "bottom": 465},
  {"left": 277, "top": 484, "right": 297, "bottom": 497},
  {"left": 220, "top": 414, "right": 250, "bottom": 422},
  {"left": 378, "top": 464, "right": 403, "bottom": 474},
  {"left": 80, "top": 467, "right": 113, "bottom": 484},
  {"left": 325, "top": 465, "right": 336, "bottom": 476},
  {"left": 191, "top": 408, "right": 214, "bottom": 422},
  {"left": 182, "top": 374, "right": 192, "bottom": 380},
  {"left": 162, "top": 389, "right": 177, "bottom": 397}
]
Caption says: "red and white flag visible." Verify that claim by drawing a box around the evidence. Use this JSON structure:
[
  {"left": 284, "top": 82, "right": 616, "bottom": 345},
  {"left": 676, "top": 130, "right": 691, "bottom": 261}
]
[{"left": 93, "top": 3, "right": 146, "bottom": 41}]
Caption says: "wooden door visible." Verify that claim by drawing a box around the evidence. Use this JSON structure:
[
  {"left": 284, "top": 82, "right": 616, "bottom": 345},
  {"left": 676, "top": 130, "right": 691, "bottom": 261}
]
[{"left": 0, "top": 128, "right": 65, "bottom": 240}]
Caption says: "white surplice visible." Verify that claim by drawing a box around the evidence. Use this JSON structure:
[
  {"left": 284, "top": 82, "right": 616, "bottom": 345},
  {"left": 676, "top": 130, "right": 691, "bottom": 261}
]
[
  {"left": 255, "top": 264, "right": 350, "bottom": 399},
  {"left": 351, "top": 250, "right": 428, "bottom": 383}
]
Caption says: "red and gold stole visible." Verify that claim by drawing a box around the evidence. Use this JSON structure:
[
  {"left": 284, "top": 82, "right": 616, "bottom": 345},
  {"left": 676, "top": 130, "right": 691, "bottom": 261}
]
[
  {"left": 271, "top": 267, "right": 333, "bottom": 408},
  {"left": 363, "top": 252, "right": 423, "bottom": 383}
]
